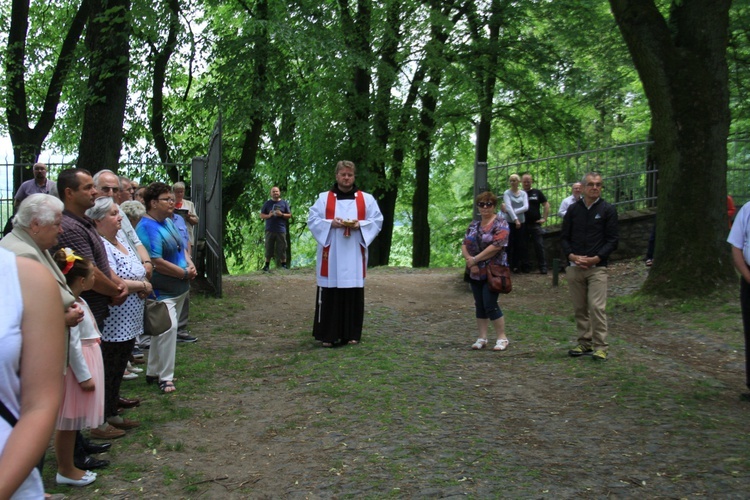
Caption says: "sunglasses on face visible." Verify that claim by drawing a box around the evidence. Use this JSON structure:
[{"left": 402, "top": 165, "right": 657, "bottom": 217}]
[{"left": 477, "top": 202, "right": 495, "bottom": 208}]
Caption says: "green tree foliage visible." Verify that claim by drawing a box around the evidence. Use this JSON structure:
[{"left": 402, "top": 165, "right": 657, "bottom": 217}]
[{"left": 1, "top": 0, "right": 747, "bottom": 286}]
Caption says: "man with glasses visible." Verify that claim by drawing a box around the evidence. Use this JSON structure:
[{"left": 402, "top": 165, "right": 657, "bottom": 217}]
[
  {"left": 561, "top": 172, "right": 619, "bottom": 361},
  {"left": 93, "top": 171, "right": 153, "bottom": 278},
  {"left": 118, "top": 176, "right": 135, "bottom": 204}
]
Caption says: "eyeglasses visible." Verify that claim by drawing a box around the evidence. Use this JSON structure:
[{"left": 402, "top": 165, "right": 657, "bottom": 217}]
[
  {"left": 586, "top": 182, "right": 603, "bottom": 188},
  {"left": 99, "top": 186, "right": 120, "bottom": 193},
  {"left": 477, "top": 202, "right": 495, "bottom": 208},
  {"left": 158, "top": 197, "right": 176, "bottom": 203}
]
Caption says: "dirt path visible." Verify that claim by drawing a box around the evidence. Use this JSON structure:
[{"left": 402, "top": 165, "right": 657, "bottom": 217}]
[{"left": 64, "top": 262, "right": 750, "bottom": 498}]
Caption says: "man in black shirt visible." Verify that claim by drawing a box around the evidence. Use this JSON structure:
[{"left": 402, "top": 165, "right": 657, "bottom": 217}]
[
  {"left": 561, "top": 172, "right": 619, "bottom": 361},
  {"left": 521, "top": 173, "right": 550, "bottom": 274}
]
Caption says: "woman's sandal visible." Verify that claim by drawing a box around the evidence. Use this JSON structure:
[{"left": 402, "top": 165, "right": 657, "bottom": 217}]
[
  {"left": 159, "top": 380, "right": 176, "bottom": 393},
  {"left": 493, "top": 339, "right": 509, "bottom": 351},
  {"left": 348, "top": 340, "right": 359, "bottom": 345},
  {"left": 322, "top": 342, "right": 333, "bottom": 348},
  {"left": 471, "top": 338, "right": 488, "bottom": 350}
]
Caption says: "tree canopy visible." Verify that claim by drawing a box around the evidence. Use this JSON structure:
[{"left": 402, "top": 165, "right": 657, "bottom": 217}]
[{"left": 1, "top": 0, "right": 747, "bottom": 296}]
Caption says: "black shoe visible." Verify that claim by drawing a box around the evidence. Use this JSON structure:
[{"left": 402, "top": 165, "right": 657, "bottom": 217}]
[
  {"left": 83, "top": 441, "right": 111, "bottom": 454},
  {"left": 540, "top": 268, "right": 548, "bottom": 274},
  {"left": 281, "top": 263, "right": 289, "bottom": 269},
  {"left": 176, "top": 332, "right": 198, "bottom": 343},
  {"left": 568, "top": 344, "right": 594, "bottom": 357},
  {"left": 74, "top": 455, "right": 110, "bottom": 470},
  {"left": 262, "top": 265, "right": 270, "bottom": 272}
]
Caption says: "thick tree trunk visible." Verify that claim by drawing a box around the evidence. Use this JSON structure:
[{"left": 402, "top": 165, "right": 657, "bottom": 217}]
[
  {"left": 609, "top": 0, "right": 734, "bottom": 297},
  {"left": 77, "top": 0, "right": 132, "bottom": 174}
]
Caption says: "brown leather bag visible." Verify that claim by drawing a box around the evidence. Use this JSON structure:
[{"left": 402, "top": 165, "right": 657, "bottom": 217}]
[{"left": 487, "top": 264, "right": 512, "bottom": 294}]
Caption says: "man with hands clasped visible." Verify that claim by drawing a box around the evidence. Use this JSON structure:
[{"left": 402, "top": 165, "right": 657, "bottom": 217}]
[
  {"left": 561, "top": 172, "right": 619, "bottom": 361},
  {"left": 260, "top": 186, "right": 291, "bottom": 271}
]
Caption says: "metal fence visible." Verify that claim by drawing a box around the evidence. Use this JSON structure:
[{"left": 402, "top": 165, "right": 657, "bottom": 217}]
[
  {"left": 0, "top": 160, "right": 190, "bottom": 229},
  {"left": 478, "top": 139, "right": 750, "bottom": 225}
]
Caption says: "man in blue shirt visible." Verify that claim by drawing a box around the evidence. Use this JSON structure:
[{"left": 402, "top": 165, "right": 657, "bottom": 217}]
[{"left": 260, "top": 186, "right": 291, "bottom": 271}]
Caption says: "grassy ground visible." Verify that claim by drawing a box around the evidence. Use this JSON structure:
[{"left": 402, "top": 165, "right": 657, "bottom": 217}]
[{"left": 44, "top": 263, "right": 750, "bottom": 498}]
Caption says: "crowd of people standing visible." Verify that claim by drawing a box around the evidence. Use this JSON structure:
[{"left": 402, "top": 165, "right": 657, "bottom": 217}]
[{"left": 0, "top": 164, "right": 199, "bottom": 495}]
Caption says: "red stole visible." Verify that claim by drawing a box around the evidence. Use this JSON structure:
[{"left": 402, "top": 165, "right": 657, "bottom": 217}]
[{"left": 321, "top": 191, "right": 366, "bottom": 277}]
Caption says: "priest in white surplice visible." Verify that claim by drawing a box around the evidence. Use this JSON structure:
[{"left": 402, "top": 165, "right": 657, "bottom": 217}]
[{"left": 308, "top": 161, "right": 383, "bottom": 347}]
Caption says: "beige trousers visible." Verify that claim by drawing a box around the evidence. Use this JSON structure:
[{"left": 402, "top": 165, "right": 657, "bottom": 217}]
[
  {"left": 567, "top": 266, "right": 609, "bottom": 351},
  {"left": 147, "top": 291, "right": 188, "bottom": 382}
]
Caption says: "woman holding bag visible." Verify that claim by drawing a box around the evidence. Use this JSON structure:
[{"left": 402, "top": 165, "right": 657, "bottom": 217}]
[
  {"left": 461, "top": 191, "right": 511, "bottom": 352},
  {"left": 136, "top": 183, "right": 196, "bottom": 394}
]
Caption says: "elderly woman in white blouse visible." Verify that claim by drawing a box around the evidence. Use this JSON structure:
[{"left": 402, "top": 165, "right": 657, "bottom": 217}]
[{"left": 86, "top": 197, "right": 152, "bottom": 432}]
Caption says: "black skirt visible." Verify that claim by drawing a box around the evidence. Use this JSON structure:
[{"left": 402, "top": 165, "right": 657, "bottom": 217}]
[{"left": 312, "top": 287, "right": 365, "bottom": 344}]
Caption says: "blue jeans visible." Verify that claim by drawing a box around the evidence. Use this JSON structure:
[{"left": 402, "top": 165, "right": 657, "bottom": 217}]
[{"left": 470, "top": 279, "right": 504, "bottom": 321}]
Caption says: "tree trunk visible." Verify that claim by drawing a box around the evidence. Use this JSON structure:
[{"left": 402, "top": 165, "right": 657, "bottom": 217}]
[
  {"left": 222, "top": 0, "right": 269, "bottom": 217},
  {"left": 411, "top": 0, "right": 463, "bottom": 267},
  {"left": 368, "top": 0, "right": 402, "bottom": 267},
  {"left": 467, "top": 0, "right": 502, "bottom": 170},
  {"left": 608, "top": 0, "right": 734, "bottom": 297},
  {"left": 150, "top": 0, "right": 181, "bottom": 182},
  {"left": 77, "top": 0, "right": 133, "bottom": 174},
  {"left": 338, "top": 0, "right": 372, "bottom": 171},
  {"left": 5, "top": 0, "right": 88, "bottom": 178}
]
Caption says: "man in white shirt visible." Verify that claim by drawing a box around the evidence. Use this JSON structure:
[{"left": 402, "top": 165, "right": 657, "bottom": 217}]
[
  {"left": 727, "top": 201, "right": 750, "bottom": 401},
  {"left": 557, "top": 182, "right": 582, "bottom": 218}
]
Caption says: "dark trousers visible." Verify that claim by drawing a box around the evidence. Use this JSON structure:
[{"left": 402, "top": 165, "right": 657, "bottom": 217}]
[
  {"left": 523, "top": 222, "right": 547, "bottom": 272},
  {"left": 469, "top": 279, "right": 503, "bottom": 320},
  {"left": 508, "top": 223, "right": 527, "bottom": 272},
  {"left": 313, "top": 287, "right": 364, "bottom": 344},
  {"left": 741, "top": 278, "right": 750, "bottom": 390},
  {"left": 101, "top": 338, "right": 136, "bottom": 419},
  {"left": 646, "top": 226, "right": 656, "bottom": 261}
]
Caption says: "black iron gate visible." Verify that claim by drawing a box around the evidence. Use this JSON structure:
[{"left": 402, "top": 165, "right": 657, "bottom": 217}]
[{"left": 192, "top": 117, "right": 223, "bottom": 297}]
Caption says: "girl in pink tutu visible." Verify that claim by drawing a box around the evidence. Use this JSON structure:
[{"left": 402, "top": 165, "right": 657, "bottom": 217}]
[{"left": 53, "top": 249, "right": 104, "bottom": 487}]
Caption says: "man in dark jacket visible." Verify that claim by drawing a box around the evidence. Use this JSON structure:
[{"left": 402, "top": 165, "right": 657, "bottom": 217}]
[{"left": 561, "top": 172, "right": 619, "bottom": 361}]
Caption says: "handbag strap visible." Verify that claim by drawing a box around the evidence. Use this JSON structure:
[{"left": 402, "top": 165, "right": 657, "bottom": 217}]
[{"left": 0, "top": 399, "right": 18, "bottom": 427}]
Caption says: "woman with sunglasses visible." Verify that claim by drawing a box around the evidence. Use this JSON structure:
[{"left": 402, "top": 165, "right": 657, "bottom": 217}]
[{"left": 461, "top": 191, "right": 511, "bottom": 351}]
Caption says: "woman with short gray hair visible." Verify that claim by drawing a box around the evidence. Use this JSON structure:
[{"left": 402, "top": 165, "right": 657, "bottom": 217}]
[
  {"left": 120, "top": 200, "right": 146, "bottom": 228},
  {"left": 0, "top": 194, "right": 76, "bottom": 315},
  {"left": 86, "top": 197, "right": 152, "bottom": 432}
]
